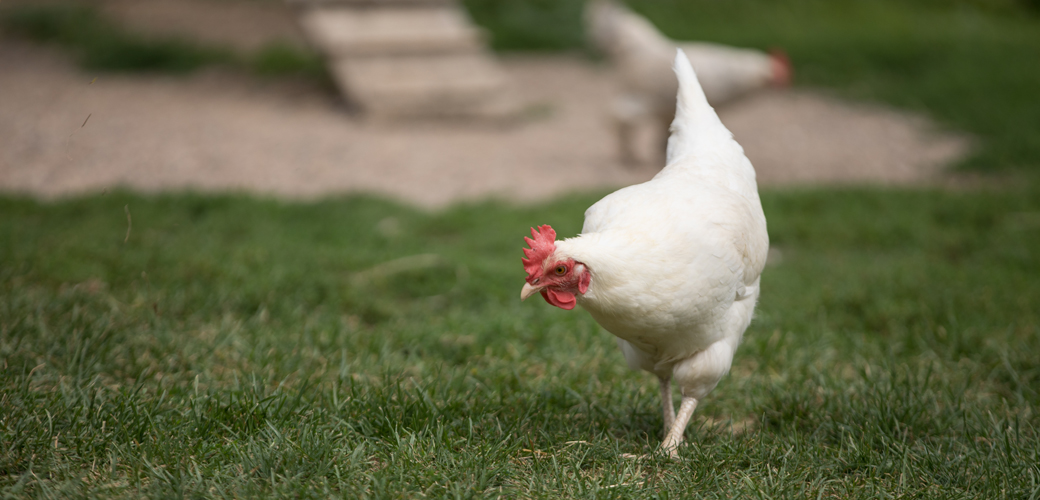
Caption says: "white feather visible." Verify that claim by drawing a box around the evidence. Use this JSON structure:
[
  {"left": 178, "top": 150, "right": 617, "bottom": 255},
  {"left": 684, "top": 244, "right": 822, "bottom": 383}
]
[{"left": 554, "top": 49, "right": 768, "bottom": 400}]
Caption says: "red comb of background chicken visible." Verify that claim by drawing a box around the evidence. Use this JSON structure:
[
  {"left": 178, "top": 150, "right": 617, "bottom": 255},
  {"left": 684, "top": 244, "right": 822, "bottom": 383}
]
[
  {"left": 768, "top": 48, "right": 792, "bottom": 87},
  {"left": 522, "top": 225, "right": 556, "bottom": 279}
]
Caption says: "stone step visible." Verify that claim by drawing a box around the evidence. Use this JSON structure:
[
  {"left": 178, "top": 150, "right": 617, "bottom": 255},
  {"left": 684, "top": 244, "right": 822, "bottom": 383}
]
[
  {"left": 299, "top": 6, "right": 485, "bottom": 56},
  {"left": 291, "top": 0, "right": 518, "bottom": 120},
  {"left": 288, "top": 0, "right": 453, "bottom": 6},
  {"left": 329, "top": 54, "right": 515, "bottom": 118}
]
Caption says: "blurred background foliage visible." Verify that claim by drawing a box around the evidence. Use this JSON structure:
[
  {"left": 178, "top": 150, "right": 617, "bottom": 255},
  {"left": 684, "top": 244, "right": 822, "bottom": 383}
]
[{"left": 0, "top": 2, "right": 328, "bottom": 78}]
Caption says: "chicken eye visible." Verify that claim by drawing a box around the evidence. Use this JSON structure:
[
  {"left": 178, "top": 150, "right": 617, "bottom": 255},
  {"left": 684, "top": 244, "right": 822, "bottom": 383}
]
[{"left": 554, "top": 265, "right": 567, "bottom": 275}]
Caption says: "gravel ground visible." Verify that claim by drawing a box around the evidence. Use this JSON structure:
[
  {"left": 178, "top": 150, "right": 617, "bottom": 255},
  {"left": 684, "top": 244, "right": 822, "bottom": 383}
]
[{"left": 0, "top": 38, "right": 968, "bottom": 208}]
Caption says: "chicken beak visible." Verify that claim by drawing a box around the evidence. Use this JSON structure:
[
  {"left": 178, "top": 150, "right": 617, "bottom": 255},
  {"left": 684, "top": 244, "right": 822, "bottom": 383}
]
[{"left": 520, "top": 282, "right": 542, "bottom": 301}]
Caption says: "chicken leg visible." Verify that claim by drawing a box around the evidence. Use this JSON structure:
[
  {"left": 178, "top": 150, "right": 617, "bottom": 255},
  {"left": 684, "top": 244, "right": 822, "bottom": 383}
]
[
  {"left": 610, "top": 96, "right": 645, "bottom": 167},
  {"left": 661, "top": 396, "right": 698, "bottom": 458},
  {"left": 659, "top": 377, "right": 675, "bottom": 434},
  {"left": 620, "top": 379, "right": 681, "bottom": 460}
]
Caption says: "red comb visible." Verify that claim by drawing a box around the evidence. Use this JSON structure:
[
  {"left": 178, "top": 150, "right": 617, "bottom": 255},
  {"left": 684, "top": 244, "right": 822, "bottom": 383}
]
[
  {"left": 768, "top": 48, "right": 792, "bottom": 87},
  {"left": 522, "top": 225, "right": 556, "bottom": 279}
]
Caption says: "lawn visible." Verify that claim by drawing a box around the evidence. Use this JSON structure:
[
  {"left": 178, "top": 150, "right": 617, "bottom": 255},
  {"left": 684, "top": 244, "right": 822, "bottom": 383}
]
[
  {"left": 2, "top": 0, "right": 1040, "bottom": 498},
  {"left": 2, "top": 188, "right": 1038, "bottom": 498}
]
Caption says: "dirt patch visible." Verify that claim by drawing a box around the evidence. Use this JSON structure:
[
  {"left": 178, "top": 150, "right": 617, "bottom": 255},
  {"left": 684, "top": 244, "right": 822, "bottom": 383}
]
[
  {"left": 0, "top": 39, "right": 968, "bottom": 208},
  {"left": 723, "top": 90, "right": 969, "bottom": 186}
]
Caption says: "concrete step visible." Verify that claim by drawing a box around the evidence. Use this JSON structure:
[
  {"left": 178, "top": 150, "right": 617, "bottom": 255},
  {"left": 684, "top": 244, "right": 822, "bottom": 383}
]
[
  {"left": 299, "top": 6, "right": 486, "bottom": 56},
  {"left": 288, "top": 0, "right": 454, "bottom": 6},
  {"left": 292, "top": 0, "right": 518, "bottom": 120},
  {"left": 329, "top": 53, "right": 516, "bottom": 118}
]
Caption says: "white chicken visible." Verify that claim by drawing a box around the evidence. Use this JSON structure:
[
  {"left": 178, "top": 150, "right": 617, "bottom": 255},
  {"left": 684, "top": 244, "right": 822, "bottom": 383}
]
[
  {"left": 586, "top": 0, "right": 790, "bottom": 165},
  {"left": 520, "top": 50, "right": 768, "bottom": 457}
]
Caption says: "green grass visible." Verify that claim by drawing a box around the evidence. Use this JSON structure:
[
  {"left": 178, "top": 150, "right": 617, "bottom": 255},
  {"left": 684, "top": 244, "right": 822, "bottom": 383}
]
[
  {"left": 1, "top": 188, "right": 1038, "bottom": 498},
  {"left": 0, "top": 3, "right": 327, "bottom": 79},
  {"left": 463, "top": 0, "right": 588, "bottom": 51},
  {"left": 2, "top": 1, "right": 1039, "bottom": 497}
]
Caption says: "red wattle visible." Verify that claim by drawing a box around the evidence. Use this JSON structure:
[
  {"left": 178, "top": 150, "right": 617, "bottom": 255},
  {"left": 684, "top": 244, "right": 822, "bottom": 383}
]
[{"left": 542, "top": 289, "right": 576, "bottom": 310}]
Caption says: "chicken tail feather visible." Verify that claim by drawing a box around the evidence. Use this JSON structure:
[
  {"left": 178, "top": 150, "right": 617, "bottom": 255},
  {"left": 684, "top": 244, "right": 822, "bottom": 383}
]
[{"left": 666, "top": 49, "right": 732, "bottom": 166}]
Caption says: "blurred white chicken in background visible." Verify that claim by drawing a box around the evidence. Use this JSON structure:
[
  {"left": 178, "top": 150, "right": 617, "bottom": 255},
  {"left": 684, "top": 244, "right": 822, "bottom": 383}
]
[
  {"left": 586, "top": 0, "right": 791, "bottom": 165},
  {"left": 520, "top": 50, "right": 768, "bottom": 458}
]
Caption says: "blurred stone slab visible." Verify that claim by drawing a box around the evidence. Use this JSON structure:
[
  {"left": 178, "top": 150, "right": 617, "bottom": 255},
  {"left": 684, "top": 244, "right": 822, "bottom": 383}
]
[
  {"left": 331, "top": 54, "right": 514, "bottom": 117},
  {"left": 292, "top": 0, "right": 516, "bottom": 120},
  {"left": 299, "top": 7, "right": 483, "bottom": 56},
  {"left": 288, "top": 0, "right": 453, "bottom": 5}
]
